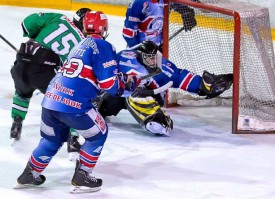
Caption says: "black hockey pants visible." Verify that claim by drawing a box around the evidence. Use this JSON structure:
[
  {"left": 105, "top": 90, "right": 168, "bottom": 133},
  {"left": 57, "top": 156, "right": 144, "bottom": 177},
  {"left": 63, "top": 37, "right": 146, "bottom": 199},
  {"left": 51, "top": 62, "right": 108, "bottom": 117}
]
[{"left": 10, "top": 42, "right": 61, "bottom": 98}]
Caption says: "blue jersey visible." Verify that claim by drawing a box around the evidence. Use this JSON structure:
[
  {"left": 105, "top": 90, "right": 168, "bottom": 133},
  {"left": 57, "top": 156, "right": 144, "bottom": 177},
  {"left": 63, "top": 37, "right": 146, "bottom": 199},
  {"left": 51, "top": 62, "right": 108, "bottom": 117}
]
[
  {"left": 122, "top": 0, "right": 164, "bottom": 47},
  {"left": 42, "top": 37, "right": 120, "bottom": 113},
  {"left": 117, "top": 50, "right": 159, "bottom": 97},
  {"left": 154, "top": 59, "right": 202, "bottom": 93}
]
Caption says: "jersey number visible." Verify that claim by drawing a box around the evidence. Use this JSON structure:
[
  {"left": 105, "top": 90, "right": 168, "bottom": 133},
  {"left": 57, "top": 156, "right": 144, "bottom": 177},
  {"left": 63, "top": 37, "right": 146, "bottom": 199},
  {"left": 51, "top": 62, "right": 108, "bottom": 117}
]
[
  {"left": 43, "top": 24, "right": 79, "bottom": 55},
  {"left": 61, "top": 58, "right": 84, "bottom": 78}
]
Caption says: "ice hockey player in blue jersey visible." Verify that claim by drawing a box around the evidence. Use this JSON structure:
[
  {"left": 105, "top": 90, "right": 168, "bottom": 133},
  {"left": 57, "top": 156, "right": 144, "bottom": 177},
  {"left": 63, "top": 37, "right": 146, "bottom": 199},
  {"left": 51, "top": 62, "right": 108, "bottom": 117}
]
[
  {"left": 15, "top": 10, "right": 140, "bottom": 193},
  {"left": 98, "top": 41, "right": 233, "bottom": 136},
  {"left": 122, "top": 0, "right": 199, "bottom": 48}
]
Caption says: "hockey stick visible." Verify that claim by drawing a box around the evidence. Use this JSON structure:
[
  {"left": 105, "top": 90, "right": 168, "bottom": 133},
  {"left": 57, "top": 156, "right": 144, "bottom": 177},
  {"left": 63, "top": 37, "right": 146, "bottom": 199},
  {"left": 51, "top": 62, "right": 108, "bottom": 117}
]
[
  {"left": 140, "top": 67, "right": 162, "bottom": 80},
  {"left": 132, "top": 81, "right": 173, "bottom": 97},
  {"left": 152, "top": 81, "right": 173, "bottom": 95},
  {"left": 0, "top": 34, "right": 18, "bottom": 52},
  {"left": 127, "top": 43, "right": 142, "bottom": 50},
  {"left": 169, "top": 27, "right": 185, "bottom": 41}
]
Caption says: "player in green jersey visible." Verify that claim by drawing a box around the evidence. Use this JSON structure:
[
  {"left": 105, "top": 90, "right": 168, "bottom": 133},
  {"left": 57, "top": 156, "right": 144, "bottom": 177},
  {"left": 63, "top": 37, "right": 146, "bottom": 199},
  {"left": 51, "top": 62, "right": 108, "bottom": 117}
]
[{"left": 10, "top": 8, "right": 91, "bottom": 145}]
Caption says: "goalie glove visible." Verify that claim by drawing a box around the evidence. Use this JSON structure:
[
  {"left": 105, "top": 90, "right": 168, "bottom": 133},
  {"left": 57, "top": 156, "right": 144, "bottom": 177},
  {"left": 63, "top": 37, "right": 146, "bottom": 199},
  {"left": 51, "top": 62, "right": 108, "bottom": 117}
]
[
  {"left": 198, "top": 70, "right": 233, "bottom": 99},
  {"left": 132, "top": 81, "right": 173, "bottom": 98}
]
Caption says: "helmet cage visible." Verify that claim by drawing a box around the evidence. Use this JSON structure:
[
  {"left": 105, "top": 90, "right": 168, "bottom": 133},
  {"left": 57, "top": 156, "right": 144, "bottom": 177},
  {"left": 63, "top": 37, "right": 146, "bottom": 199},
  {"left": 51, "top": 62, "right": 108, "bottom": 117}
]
[{"left": 140, "top": 51, "right": 158, "bottom": 69}]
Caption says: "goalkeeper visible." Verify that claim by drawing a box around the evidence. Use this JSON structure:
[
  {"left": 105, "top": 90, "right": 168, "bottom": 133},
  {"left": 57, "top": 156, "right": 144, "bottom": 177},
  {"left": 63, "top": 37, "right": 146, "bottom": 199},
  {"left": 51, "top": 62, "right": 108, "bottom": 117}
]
[{"left": 96, "top": 40, "right": 233, "bottom": 136}]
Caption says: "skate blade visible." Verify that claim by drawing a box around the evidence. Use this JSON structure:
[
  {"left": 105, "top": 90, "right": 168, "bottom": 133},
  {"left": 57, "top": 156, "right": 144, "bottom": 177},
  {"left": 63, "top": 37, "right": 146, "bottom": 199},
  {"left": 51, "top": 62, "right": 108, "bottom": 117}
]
[
  {"left": 68, "top": 152, "right": 80, "bottom": 162},
  {"left": 69, "top": 185, "right": 101, "bottom": 194},
  {"left": 11, "top": 138, "right": 19, "bottom": 147},
  {"left": 13, "top": 183, "right": 38, "bottom": 189}
]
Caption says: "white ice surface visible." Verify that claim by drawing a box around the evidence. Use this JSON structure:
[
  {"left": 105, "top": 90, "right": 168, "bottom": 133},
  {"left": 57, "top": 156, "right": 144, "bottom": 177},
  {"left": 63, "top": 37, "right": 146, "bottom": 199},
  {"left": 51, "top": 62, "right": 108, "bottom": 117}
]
[{"left": 1, "top": 5, "right": 275, "bottom": 199}]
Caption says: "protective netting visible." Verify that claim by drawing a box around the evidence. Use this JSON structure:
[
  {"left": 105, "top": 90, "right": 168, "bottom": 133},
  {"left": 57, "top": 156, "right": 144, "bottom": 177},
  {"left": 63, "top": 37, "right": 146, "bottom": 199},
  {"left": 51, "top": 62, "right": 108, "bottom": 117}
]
[{"left": 167, "top": 0, "right": 275, "bottom": 131}]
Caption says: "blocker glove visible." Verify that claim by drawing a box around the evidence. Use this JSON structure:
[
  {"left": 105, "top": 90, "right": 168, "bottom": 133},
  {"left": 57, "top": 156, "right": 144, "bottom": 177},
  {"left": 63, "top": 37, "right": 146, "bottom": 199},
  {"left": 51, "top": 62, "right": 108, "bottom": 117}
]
[
  {"left": 171, "top": 2, "right": 200, "bottom": 32},
  {"left": 181, "top": 6, "right": 197, "bottom": 32}
]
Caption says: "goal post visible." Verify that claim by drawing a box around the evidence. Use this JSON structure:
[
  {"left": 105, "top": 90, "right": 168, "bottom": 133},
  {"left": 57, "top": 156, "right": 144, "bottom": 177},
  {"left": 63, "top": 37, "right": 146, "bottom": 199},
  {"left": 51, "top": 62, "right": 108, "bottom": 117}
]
[{"left": 163, "top": 0, "right": 275, "bottom": 134}]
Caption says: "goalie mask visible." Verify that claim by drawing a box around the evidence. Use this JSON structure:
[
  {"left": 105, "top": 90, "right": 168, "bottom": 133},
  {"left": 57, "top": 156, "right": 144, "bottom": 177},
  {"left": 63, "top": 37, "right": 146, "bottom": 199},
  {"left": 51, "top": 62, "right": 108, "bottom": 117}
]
[
  {"left": 73, "top": 8, "right": 91, "bottom": 32},
  {"left": 83, "top": 11, "right": 109, "bottom": 39},
  {"left": 136, "top": 41, "right": 162, "bottom": 73}
]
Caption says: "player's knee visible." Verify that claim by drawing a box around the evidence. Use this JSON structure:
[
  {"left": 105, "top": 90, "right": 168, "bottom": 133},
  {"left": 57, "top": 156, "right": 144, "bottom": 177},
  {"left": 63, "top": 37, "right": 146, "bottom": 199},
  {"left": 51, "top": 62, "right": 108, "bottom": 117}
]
[
  {"left": 76, "top": 124, "right": 108, "bottom": 142},
  {"left": 39, "top": 138, "right": 63, "bottom": 153}
]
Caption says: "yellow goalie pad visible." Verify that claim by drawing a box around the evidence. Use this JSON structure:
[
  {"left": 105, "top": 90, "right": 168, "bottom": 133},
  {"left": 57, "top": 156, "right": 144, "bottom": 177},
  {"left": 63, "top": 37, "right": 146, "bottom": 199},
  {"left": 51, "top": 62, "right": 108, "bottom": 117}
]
[{"left": 126, "top": 96, "right": 161, "bottom": 123}]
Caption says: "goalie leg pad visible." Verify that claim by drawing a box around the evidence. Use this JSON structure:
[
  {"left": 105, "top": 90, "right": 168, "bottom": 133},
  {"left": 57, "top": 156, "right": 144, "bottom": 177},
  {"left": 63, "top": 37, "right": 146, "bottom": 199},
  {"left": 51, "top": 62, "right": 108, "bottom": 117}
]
[
  {"left": 126, "top": 96, "right": 173, "bottom": 136},
  {"left": 125, "top": 96, "right": 161, "bottom": 125},
  {"left": 144, "top": 109, "right": 173, "bottom": 136}
]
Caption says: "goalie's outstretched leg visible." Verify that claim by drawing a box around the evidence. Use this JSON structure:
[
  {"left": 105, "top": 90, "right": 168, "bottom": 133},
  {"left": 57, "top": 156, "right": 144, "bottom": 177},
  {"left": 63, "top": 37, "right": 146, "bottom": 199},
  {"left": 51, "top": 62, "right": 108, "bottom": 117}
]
[
  {"left": 126, "top": 96, "right": 173, "bottom": 136},
  {"left": 198, "top": 70, "right": 233, "bottom": 99}
]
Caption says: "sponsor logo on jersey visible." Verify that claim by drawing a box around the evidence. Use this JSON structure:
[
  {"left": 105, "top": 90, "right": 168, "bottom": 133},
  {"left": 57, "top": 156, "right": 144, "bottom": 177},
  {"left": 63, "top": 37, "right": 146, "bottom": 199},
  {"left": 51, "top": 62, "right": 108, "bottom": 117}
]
[
  {"left": 103, "top": 60, "right": 117, "bottom": 68},
  {"left": 121, "top": 51, "right": 136, "bottom": 59},
  {"left": 53, "top": 81, "right": 75, "bottom": 96},
  {"left": 119, "top": 60, "right": 139, "bottom": 68},
  {"left": 95, "top": 115, "right": 106, "bottom": 132},
  {"left": 129, "top": 16, "right": 140, "bottom": 22},
  {"left": 142, "top": 2, "right": 149, "bottom": 14},
  {"left": 139, "top": 16, "right": 163, "bottom": 34},
  {"left": 150, "top": 16, "right": 163, "bottom": 31},
  {"left": 61, "top": 97, "right": 82, "bottom": 109}
]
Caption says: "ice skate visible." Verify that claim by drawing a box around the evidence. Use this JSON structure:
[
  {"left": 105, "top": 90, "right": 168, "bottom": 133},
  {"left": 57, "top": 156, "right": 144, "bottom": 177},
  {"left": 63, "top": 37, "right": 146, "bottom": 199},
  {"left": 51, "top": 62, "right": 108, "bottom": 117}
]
[
  {"left": 67, "top": 135, "right": 81, "bottom": 161},
  {"left": 70, "top": 162, "right": 102, "bottom": 193},
  {"left": 14, "top": 164, "right": 46, "bottom": 189},
  {"left": 10, "top": 116, "right": 23, "bottom": 146}
]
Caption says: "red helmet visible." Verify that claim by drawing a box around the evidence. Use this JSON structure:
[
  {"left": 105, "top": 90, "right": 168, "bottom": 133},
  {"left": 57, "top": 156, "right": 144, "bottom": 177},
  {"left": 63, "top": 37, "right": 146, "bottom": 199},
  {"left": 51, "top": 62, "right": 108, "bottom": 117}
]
[{"left": 83, "top": 11, "right": 108, "bottom": 39}]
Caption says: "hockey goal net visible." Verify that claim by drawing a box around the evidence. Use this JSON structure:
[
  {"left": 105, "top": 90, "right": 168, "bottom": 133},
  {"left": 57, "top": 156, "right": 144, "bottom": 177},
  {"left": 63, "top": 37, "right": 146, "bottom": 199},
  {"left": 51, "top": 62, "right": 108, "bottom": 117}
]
[{"left": 163, "top": 0, "right": 275, "bottom": 133}]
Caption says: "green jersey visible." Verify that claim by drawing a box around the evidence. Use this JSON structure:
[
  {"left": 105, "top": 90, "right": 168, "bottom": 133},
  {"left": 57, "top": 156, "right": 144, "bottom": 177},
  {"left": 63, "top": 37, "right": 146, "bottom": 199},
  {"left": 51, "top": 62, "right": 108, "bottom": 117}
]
[{"left": 22, "top": 13, "right": 85, "bottom": 62}]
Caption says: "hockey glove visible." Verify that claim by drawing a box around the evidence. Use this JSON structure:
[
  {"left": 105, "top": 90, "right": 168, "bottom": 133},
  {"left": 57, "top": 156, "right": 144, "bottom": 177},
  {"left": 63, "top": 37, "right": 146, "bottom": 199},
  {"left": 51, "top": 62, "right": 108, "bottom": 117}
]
[
  {"left": 91, "top": 90, "right": 106, "bottom": 109},
  {"left": 132, "top": 87, "right": 152, "bottom": 98},
  {"left": 181, "top": 6, "right": 197, "bottom": 32},
  {"left": 198, "top": 70, "right": 233, "bottom": 99}
]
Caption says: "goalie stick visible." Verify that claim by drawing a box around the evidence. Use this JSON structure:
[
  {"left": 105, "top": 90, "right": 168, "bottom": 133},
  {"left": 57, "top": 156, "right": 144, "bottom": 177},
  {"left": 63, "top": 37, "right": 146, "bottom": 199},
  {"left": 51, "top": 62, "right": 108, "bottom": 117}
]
[
  {"left": 140, "top": 67, "right": 162, "bottom": 80},
  {"left": 0, "top": 34, "right": 18, "bottom": 52},
  {"left": 132, "top": 81, "right": 173, "bottom": 97}
]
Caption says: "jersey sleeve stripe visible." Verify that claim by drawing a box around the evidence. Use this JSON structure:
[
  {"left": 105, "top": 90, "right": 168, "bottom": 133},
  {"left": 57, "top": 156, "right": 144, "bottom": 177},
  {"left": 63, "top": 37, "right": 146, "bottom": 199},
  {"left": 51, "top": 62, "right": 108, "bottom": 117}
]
[
  {"left": 179, "top": 73, "right": 195, "bottom": 90},
  {"left": 123, "top": 27, "right": 137, "bottom": 38}
]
